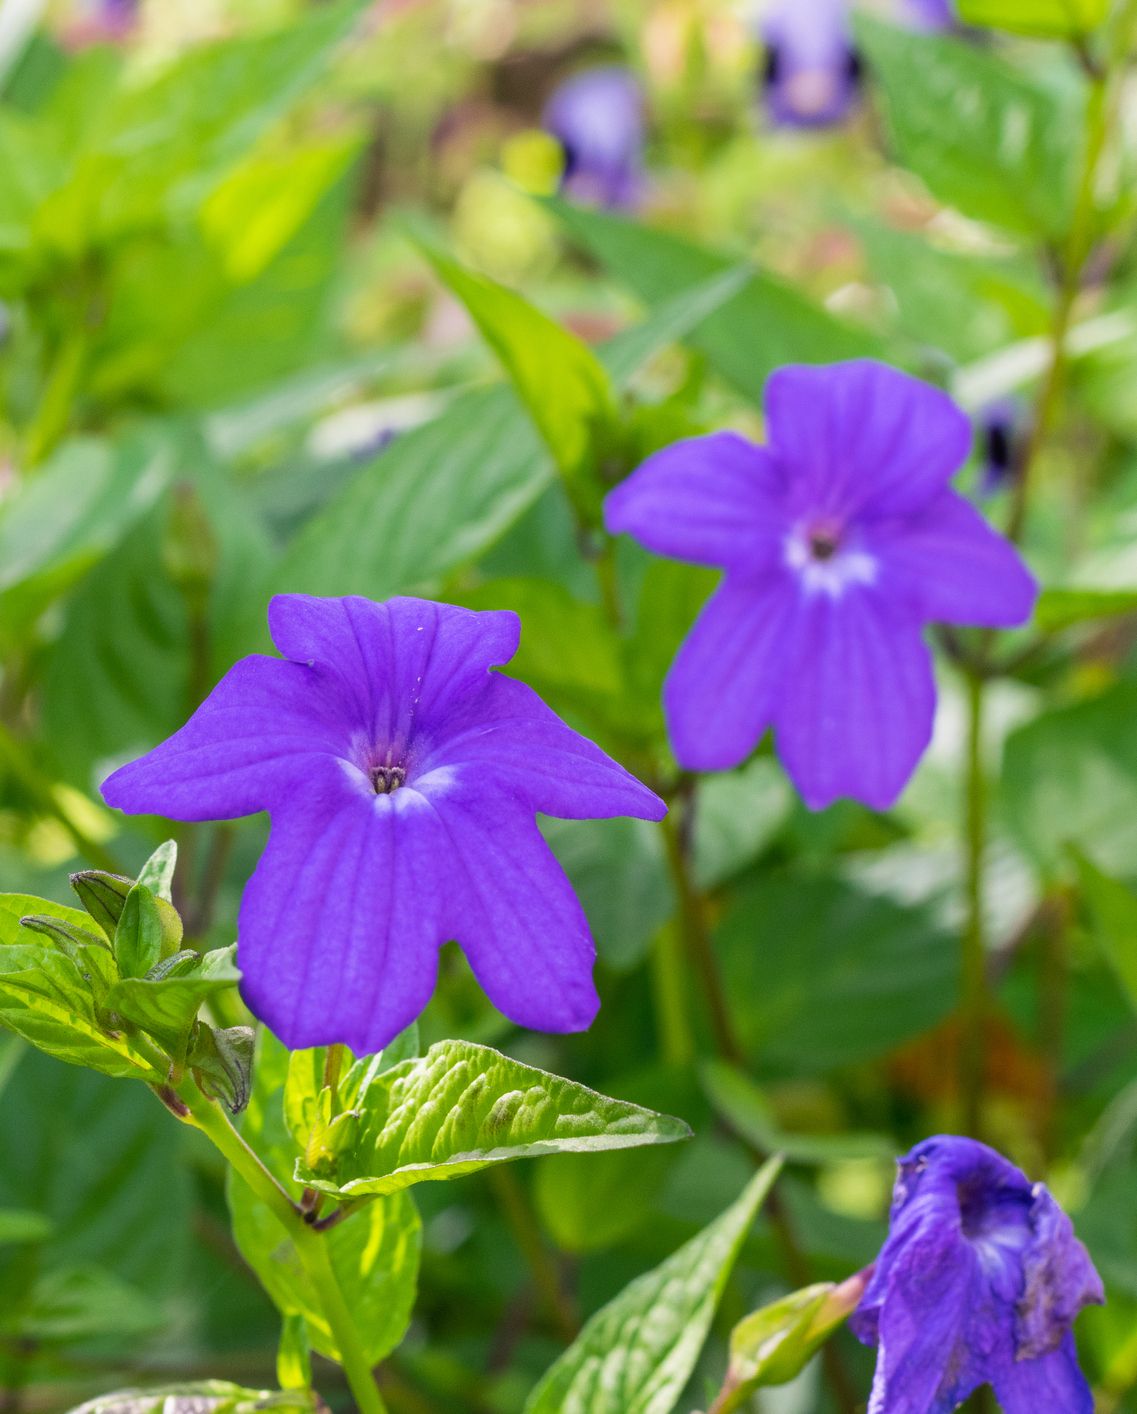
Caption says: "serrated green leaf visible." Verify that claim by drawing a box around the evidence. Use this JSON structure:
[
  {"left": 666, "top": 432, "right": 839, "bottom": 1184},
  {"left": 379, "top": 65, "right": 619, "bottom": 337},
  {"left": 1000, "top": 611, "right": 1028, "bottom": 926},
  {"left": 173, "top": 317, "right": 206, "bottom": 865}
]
[
  {"left": 525, "top": 1159, "right": 782, "bottom": 1414},
  {"left": 856, "top": 17, "right": 1082, "bottom": 238},
  {"left": 957, "top": 0, "right": 1108, "bottom": 37},
  {"left": 0, "top": 895, "right": 163, "bottom": 1081},
  {"left": 1035, "top": 586, "right": 1137, "bottom": 632},
  {"left": 228, "top": 1033, "right": 421, "bottom": 1366},
  {"left": 136, "top": 840, "right": 178, "bottom": 903},
  {"left": 550, "top": 199, "right": 880, "bottom": 404},
  {"left": 107, "top": 945, "right": 240, "bottom": 1059},
  {"left": 296, "top": 1039, "right": 692, "bottom": 1198},
  {"left": 418, "top": 239, "right": 615, "bottom": 493}
]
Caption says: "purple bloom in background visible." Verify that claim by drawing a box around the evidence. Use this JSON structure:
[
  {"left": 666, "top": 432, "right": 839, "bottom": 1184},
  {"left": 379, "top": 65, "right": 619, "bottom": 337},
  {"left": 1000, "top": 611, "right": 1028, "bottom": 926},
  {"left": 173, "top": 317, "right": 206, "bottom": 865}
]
[
  {"left": 760, "top": 0, "right": 862, "bottom": 129},
  {"left": 852, "top": 1136, "right": 1104, "bottom": 1412},
  {"left": 605, "top": 360, "right": 1036, "bottom": 811},
  {"left": 542, "top": 66, "right": 646, "bottom": 210},
  {"left": 71, "top": 0, "right": 137, "bottom": 42},
  {"left": 903, "top": 0, "right": 958, "bottom": 30},
  {"left": 976, "top": 397, "right": 1025, "bottom": 499},
  {"left": 102, "top": 595, "right": 665, "bottom": 1053}
]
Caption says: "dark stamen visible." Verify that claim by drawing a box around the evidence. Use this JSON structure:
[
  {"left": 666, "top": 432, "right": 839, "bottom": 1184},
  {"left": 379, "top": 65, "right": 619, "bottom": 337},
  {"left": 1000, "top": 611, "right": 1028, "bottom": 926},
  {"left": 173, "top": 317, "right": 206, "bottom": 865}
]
[
  {"left": 371, "top": 765, "right": 406, "bottom": 795},
  {"left": 762, "top": 43, "right": 782, "bottom": 87},
  {"left": 808, "top": 529, "right": 840, "bottom": 561}
]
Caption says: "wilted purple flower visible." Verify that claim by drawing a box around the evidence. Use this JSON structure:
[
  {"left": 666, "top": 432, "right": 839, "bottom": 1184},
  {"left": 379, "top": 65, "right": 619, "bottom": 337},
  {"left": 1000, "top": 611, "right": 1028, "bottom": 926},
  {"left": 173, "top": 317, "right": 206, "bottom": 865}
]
[
  {"left": 852, "top": 1136, "right": 1104, "bottom": 1412},
  {"left": 976, "top": 397, "right": 1025, "bottom": 499},
  {"left": 542, "top": 67, "right": 645, "bottom": 210},
  {"left": 102, "top": 595, "right": 665, "bottom": 1053},
  {"left": 760, "top": 0, "right": 862, "bottom": 129},
  {"left": 604, "top": 360, "right": 1036, "bottom": 811}
]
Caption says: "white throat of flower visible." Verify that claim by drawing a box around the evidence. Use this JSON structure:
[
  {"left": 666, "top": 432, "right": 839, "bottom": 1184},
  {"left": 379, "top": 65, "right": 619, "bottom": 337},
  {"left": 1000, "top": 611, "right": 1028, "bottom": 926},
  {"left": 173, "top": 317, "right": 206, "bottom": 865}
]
[{"left": 784, "top": 523, "right": 877, "bottom": 598}]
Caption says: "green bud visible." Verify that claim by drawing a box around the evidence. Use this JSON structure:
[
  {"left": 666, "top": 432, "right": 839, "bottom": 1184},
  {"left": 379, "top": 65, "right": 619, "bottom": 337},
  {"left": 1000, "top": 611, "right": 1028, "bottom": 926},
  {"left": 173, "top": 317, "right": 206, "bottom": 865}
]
[
  {"left": 71, "top": 870, "right": 184, "bottom": 956},
  {"left": 114, "top": 885, "right": 167, "bottom": 980},
  {"left": 187, "top": 1023, "right": 255, "bottom": 1114}
]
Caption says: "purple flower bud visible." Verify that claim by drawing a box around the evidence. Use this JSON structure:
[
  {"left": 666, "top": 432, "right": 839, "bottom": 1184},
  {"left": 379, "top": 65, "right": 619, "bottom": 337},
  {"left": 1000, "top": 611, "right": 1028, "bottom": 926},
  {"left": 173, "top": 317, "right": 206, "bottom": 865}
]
[
  {"left": 760, "top": 0, "right": 862, "bottom": 129},
  {"left": 852, "top": 1136, "right": 1103, "bottom": 1412},
  {"left": 542, "top": 66, "right": 646, "bottom": 210},
  {"left": 903, "top": 0, "right": 959, "bottom": 30}
]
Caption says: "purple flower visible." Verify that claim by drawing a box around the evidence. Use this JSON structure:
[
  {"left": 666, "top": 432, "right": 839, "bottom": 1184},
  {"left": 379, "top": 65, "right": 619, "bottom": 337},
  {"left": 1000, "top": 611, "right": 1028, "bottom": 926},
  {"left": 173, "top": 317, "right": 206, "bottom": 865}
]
[
  {"left": 976, "top": 398, "right": 1025, "bottom": 499},
  {"left": 852, "top": 1136, "right": 1104, "bottom": 1412},
  {"left": 604, "top": 360, "right": 1036, "bottom": 811},
  {"left": 542, "top": 67, "right": 646, "bottom": 210},
  {"left": 903, "top": 0, "right": 958, "bottom": 30},
  {"left": 101, "top": 595, "right": 665, "bottom": 1053},
  {"left": 760, "top": 0, "right": 862, "bottom": 129}
]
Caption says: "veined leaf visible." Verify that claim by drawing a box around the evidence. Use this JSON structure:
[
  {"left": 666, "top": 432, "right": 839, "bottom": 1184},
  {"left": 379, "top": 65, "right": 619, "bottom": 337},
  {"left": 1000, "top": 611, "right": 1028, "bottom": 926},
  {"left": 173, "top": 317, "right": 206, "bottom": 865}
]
[
  {"left": 296, "top": 1039, "right": 692, "bottom": 1198},
  {"left": 107, "top": 946, "right": 241, "bottom": 1059},
  {"left": 957, "top": 0, "right": 1109, "bottom": 37},
  {"left": 525, "top": 1159, "right": 782, "bottom": 1414},
  {"left": 66, "top": 1382, "right": 317, "bottom": 1413}
]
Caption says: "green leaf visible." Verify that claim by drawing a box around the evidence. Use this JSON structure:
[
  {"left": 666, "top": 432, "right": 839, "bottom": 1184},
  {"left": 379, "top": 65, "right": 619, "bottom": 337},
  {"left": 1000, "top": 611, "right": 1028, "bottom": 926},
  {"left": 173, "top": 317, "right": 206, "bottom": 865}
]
[
  {"left": 694, "top": 759, "right": 792, "bottom": 891},
  {"left": 1073, "top": 850, "right": 1137, "bottom": 1018},
  {"left": 418, "top": 239, "right": 616, "bottom": 492},
  {"left": 856, "top": 18, "right": 1082, "bottom": 238},
  {"left": 70, "top": 869, "right": 181, "bottom": 950},
  {"left": 713, "top": 1275, "right": 867, "bottom": 1409},
  {"left": 524, "top": 1159, "right": 782, "bottom": 1414},
  {"left": 66, "top": 1383, "right": 317, "bottom": 1414},
  {"left": 1035, "top": 586, "right": 1137, "bottom": 632},
  {"left": 1004, "top": 680, "right": 1137, "bottom": 876},
  {"left": 9, "top": 1265, "right": 162, "bottom": 1342},
  {"left": 107, "top": 946, "right": 241, "bottom": 1060},
  {"left": 228, "top": 1033, "right": 421, "bottom": 1366},
  {"left": 296, "top": 1039, "right": 692, "bottom": 1198},
  {"left": 113, "top": 884, "right": 169, "bottom": 980},
  {"left": 0, "top": 895, "right": 163, "bottom": 1082},
  {"left": 0, "top": 1209, "right": 53, "bottom": 1246},
  {"left": 702, "top": 1062, "right": 895, "bottom": 1166},
  {"left": 550, "top": 199, "right": 881, "bottom": 404},
  {"left": 957, "top": 0, "right": 1109, "bottom": 37},
  {"left": 137, "top": 840, "right": 178, "bottom": 903},
  {"left": 186, "top": 1023, "right": 255, "bottom": 1114}
]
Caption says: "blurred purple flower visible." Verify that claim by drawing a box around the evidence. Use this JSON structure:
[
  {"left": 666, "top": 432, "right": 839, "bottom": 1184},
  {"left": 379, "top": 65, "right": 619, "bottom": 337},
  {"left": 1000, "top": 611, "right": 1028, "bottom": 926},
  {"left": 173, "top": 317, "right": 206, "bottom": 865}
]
[
  {"left": 604, "top": 360, "right": 1036, "bottom": 811},
  {"left": 542, "top": 66, "right": 646, "bottom": 210},
  {"left": 903, "top": 0, "right": 958, "bottom": 29},
  {"left": 852, "top": 1136, "right": 1103, "bottom": 1412},
  {"left": 976, "top": 397, "right": 1025, "bottom": 498},
  {"left": 102, "top": 595, "right": 665, "bottom": 1052},
  {"left": 71, "top": 0, "right": 137, "bottom": 42},
  {"left": 760, "top": 0, "right": 862, "bottom": 129}
]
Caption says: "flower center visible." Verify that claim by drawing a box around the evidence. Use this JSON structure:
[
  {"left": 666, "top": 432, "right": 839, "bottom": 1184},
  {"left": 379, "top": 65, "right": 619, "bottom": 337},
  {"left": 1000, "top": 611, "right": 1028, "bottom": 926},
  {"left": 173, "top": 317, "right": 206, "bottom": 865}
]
[
  {"left": 808, "top": 527, "right": 841, "bottom": 561},
  {"left": 370, "top": 765, "right": 406, "bottom": 795}
]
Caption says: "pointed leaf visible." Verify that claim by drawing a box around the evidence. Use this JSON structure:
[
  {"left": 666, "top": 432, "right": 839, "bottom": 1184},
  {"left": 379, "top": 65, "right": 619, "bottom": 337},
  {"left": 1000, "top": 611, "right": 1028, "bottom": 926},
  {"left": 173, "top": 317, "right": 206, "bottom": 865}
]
[
  {"left": 107, "top": 945, "right": 241, "bottom": 1060},
  {"left": 525, "top": 1159, "right": 782, "bottom": 1414},
  {"left": 71, "top": 868, "right": 183, "bottom": 950},
  {"left": 296, "top": 1039, "right": 692, "bottom": 1198},
  {"left": 136, "top": 839, "right": 178, "bottom": 903},
  {"left": 114, "top": 884, "right": 168, "bottom": 980}
]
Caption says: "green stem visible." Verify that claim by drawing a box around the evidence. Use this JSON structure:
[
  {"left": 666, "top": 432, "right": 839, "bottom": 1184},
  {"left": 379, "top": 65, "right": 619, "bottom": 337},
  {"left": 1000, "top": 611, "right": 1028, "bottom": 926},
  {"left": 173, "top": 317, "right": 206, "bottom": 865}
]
[
  {"left": 960, "top": 672, "right": 987, "bottom": 1139},
  {"left": 648, "top": 917, "right": 696, "bottom": 1066},
  {"left": 489, "top": 1167, "right": 577, "bottom": 1343},
  {"left": 173, "top": 1083, "right": 389, "bottom": 1414}
]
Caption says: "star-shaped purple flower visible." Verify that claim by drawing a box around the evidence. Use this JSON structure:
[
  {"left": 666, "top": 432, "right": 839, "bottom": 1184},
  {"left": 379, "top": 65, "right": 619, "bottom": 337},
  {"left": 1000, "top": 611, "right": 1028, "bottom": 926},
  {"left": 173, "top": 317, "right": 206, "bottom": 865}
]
[
  {"left": 852, "top": 1136, "right": 1104, "bottom": 1412},
  {"left": 101, "top": 595, "right": 666, "bottom": 1053},
  {"left": 542, "top": 66, "right": 646, "bottom": 211},
  {"left": 760, "top": 0, "right": 862, "bottom": 129},
  {"left": 604, "top": 360, "right": 1037, "bottom": 811}
]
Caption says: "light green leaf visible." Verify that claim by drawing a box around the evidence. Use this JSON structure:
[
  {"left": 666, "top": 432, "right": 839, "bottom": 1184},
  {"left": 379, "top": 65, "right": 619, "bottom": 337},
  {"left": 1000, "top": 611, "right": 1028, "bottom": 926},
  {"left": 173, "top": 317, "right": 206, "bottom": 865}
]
[
  {"left": 0, "top": 895, "right": 163, "bottom": 1082},
  {"left": 228, "top": 1033, "right": 421, "bottom": 1366},
  {"left": 694, "top": 759, "right": 792, "bottom": 890},
  {"left": 136, "top": 840, "right": 178, "bottom": 903},
  {"left": 713, "top": 1275, "right": 867, "bottom": 1409},
  {"left": 957, "top": 0, "right": 1109, "bottom": 37},
  {"left": 0, "top": 1209, "right": 53, "bottom": 1246},
  {"left": 856, "top": 18, "right": 1082, "bottom": 238},
  {"left": 107, "top": 946, "right": 241, "bottom": 1059},
  {"left": 66, "top": 1382, "right": 317, "bottom": 1414},
  {"left": 113, "top": 884, "right": 168, "bottom": 980},
  {"left": 10, "top": 1265, "right": 161, "bottom": 1342},
  {"left": 525, "top": 1159, "right": 782, "bottom": 1414},
  {"left": 419, "top": 239, "right": 615, "bottom": 490},
  {"left": 550, "top": 199, "right": 881, "bottom": 405},
  {"left": 1073, "top": 850, "right": 1137, "bottom": 1018},
  {"left": 702, "top": 1062, "right": 895, "bottom": 1166},
  {"left": 296, "top": 1039, "right": 692, "bottom": 1198},
  {"left": 1035, "top": 586, "right": 1137, "bottom": 632}
]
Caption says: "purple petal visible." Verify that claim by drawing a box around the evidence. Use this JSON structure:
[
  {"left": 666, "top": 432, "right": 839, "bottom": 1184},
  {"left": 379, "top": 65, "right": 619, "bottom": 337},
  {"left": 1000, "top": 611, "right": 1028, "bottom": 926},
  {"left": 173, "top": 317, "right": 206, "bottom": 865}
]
[
  {"left": 664, "top": 573, "right": 801, "bottom": 771},
  {"left": 100, "top": 657, "right": 352, "bottom": 823},
  {"left": 871, "top": 489, "right": 1037, "bottom": 629},
  {"left": 268, "top": 595, "right": 521, "bottom": 748},
  {"left": 428, "top": 794, "right": 599, "bottom": 1034},
  {"left": 1016, "top": 1186, "right": 1104, "bottom": 1358},
  {"left": 428, "top": 675, "right": 666, "bottom": 821},
  {"left": 239, "top": 765, "right": 446, "bottom": 1053},
  {"left": 773, "top": 590, "right": 935, "bottom": 811},
  {"left": 604, "top": 432, "right": 788, "bottom": 570},
  {"left": 764, "top": 361, "right": 972, "bottom": 521},
  {"left": 993, "top": 1334, "right": 1094, "bottom": 1414}
]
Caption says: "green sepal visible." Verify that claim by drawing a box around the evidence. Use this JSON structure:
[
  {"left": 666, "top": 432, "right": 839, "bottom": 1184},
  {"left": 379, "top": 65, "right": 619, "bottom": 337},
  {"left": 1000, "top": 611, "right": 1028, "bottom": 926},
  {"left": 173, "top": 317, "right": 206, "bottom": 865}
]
[
  {"left": 114, "top": 883, "right": 172, "bottom": 979},
  {"left": 188, "top": 1022, "right": 256, "bottom": 1114},
  {"left": 71, "top": 869, "right": 183, "bottom": 954},
  {"left": 106, "top": 944, "right": 240, "bottom": 1062}
]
